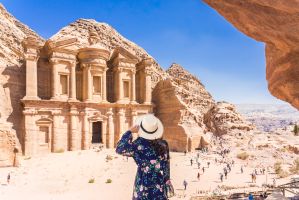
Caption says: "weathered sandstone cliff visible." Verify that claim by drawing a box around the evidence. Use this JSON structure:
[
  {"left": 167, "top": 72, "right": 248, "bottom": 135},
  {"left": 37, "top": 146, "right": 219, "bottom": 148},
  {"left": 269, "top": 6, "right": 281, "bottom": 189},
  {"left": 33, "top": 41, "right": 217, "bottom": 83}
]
[
  {"left": 0, "top": 3, "right": 43, "bottom": 165},
  {"left": 204, "top": 101, "right": 254, "bottom": 136},
  {"left": 153, "top": 64, "right": 253, "bottom": 151},
  {"left": 203, "top": 0, "right": 299, "bottom": 110},
  {"left": 153, "top": 63, "right": 215, "bottom": 151}
]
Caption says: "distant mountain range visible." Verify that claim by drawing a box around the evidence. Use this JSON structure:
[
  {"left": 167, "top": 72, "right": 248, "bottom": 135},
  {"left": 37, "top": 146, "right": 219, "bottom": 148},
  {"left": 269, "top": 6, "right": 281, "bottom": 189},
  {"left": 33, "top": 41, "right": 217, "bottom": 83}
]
[{"left": 236, "top": 104, "right": 299, "bottom": 132}]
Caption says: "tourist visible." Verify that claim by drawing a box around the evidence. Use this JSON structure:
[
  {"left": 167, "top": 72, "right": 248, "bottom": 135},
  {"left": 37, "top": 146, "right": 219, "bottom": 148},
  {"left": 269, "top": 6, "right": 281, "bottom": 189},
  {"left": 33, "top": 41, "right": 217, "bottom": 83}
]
[
  {"left": 190, "top": 158, "right": 193, "bottom": 166},
  {"left": 184, "top": 150, "right": 187, "bottom": 156},
  {"left": 197, "top": 162, "right": 201, "bottom": 169},
  {"left": 251, "top": 173, "right": 256, "bottom": 183},
  {"left": 241, "top": 166, "right": 244, "bottom": 173},
  {"left": 248, "top": 193, "right": 254, "bottom": 200},
  {"left": 224, "top": 170, "right": 228, "bottom": 179},
  {"left": 202, "top": 167, "right": 205, "bottom": 173},
  {"left": 183, "top": 180, "right": 188, "bottom": 190},
  {"left": 220, "top": 173, "right": 224, "bottom": 182},
  {"left": 207, "top": 162, "right": 210, "bottom": 168},
  {"left": 116, "top": 114, "right": 172, "bottom": 200},
  {"left": 223, "top": 167, "right": 227, "bottom": 174},
  {"left": 7, "top": 173, "right": 10, "bottom": 184},
  {"left": 197, "top": 172, "right": 200, "bottom": 181}
]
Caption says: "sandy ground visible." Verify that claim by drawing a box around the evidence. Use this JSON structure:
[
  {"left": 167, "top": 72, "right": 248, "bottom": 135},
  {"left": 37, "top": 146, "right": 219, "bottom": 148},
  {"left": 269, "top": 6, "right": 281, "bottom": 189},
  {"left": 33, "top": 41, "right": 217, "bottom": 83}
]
[{"left": 0, "top": 149, "right": 293, "bottom": 200}]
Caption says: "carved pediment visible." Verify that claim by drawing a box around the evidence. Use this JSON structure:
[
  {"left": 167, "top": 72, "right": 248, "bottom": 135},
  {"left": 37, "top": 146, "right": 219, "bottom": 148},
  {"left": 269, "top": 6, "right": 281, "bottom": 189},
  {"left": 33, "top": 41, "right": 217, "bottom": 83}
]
[
  {"left": 110, "top": 47, "right": 139, "bottom": 65},
  {"left": 45, "top": 38, "right": 79, "bottom": 55}
]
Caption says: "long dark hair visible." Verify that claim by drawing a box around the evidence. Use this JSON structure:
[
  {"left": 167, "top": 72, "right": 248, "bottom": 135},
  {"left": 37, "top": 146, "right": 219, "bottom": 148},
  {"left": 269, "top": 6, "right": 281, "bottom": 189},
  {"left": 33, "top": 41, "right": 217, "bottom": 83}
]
[{"left": 148, "top": 139, "right": 168, "bottom": 158}]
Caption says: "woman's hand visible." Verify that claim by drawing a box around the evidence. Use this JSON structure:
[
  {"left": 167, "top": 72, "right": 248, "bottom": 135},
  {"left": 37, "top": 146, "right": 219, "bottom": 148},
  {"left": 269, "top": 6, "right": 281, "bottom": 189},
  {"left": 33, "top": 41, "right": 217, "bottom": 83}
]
[
  {"left": 166, "top": 180, "right": 172, "bottom": 185},
  {"left": 129, "top": 125, "right": 139, "bottom": 133}
]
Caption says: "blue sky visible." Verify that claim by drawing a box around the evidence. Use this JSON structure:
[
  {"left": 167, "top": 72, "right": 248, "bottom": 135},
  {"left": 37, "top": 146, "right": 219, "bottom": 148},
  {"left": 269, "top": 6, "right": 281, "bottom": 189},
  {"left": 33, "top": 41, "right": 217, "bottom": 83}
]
[{"left": 1, "top": 0, "right": 285, "bottom": 104}]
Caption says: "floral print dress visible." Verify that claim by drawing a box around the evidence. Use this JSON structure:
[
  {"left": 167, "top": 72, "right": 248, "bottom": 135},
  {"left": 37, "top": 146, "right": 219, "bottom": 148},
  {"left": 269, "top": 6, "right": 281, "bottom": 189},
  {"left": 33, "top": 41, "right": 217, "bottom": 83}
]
[{"left": 116, "top": 131, "right": 170, "bottom": 200}]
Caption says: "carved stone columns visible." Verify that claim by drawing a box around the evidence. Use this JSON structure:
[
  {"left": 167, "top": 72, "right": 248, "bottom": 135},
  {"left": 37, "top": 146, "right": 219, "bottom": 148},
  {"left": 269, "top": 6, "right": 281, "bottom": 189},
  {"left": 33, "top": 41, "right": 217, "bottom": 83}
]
[
  {"left": 69, "top": 107, "right": 79, "bottom": 151},
  {"left": 23, "top": 108, "right": 37, "bottom": 156},
  {"left": 81, "top": 110, "right": 90, "bottom": 150},
  {"left": 107, "top": 108, "right": 114, "bottom": 148},
  {"left": 50, "top": 59, "right": 59, "bottom": 100},
  {"left": 117, "top": 108, "right": 125, "bottom": 143},
  {"left": 131, "top": 69, "right": 136, "bottom": 103},
  {"left": 69, "top": 61, "right": 77, "bottom": 101},
  {"left": 22, "top": 37, "right": 40, "bottom": 100},
  {"left": 51, "top": 110, "right": 61, "bottom": 152}
]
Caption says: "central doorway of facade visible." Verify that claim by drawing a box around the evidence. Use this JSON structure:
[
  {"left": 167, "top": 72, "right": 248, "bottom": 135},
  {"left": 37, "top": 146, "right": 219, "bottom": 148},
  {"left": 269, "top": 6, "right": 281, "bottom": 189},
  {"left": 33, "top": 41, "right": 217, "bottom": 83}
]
[{"left": 92, "top": 121, "right": 102, "bottom": 143}]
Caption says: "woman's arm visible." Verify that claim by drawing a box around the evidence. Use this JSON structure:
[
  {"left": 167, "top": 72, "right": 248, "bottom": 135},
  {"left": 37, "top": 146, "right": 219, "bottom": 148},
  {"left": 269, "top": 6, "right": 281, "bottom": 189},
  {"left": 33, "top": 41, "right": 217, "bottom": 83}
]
[
  {"left": 115, "top": 131, "right": 136, "bottom": 157},
  {"left": 115, "top": 125, "right": 139, "bottom": 157}
]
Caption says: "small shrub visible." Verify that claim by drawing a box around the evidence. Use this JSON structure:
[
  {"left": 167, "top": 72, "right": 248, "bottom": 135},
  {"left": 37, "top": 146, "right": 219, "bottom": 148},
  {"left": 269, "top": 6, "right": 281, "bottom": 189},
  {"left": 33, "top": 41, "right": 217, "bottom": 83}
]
[
  {"left": 278, "top": 170, "right": 289, "bottom": 178},
  {"left": 88, "top": 178, "right": 95, "bottom": 183},
  {"left": 274, "top": 162, "right": 289, "bottom": 178},
  {"left": 237, "top": 152, "right": 249, "bottom": 160},
  {"left": 290, "top": 158, "right": 299, "bottom": 174},
  {"left": 106, "top": 155, "right": 113, "bottom": 162},
  {"left": 274, "top": 162, "right": 282, "bottom": 174},
  {"left": 106, "top": 178, "right": 112, "bottom": 183},
  {"left": 54, "top": 148, "right": 65, "bottom": 153},
  {"left": 280, "top": 147, "right": 287, "bottom": 152}
]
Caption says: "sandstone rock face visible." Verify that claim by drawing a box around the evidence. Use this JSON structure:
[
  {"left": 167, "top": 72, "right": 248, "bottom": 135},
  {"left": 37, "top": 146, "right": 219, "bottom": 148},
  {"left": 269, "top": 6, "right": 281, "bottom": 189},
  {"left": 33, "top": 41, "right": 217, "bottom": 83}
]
[
  {"left": 204, "top": 102, "right": 254, "bottom": 136},
  {"left": 49, "top": 19, "right": 167, "bottom": 88},
  {"left": 153, "top": 64, "right": 215, "bottom": 151},
  {"left": 153, "top": 64, "right": 214, "bottom": 152},
  {"left": 203, "top": 0, "right": 299, "bottom": 110},
  {"left": 0, "top": 122, "right": 20, "bottom": 166},
  {"left": 0, "top": 4, "right": 43, "bottom": 165},
  {"left": 153, "top": 64, "right": 254, "bottom": 151}
]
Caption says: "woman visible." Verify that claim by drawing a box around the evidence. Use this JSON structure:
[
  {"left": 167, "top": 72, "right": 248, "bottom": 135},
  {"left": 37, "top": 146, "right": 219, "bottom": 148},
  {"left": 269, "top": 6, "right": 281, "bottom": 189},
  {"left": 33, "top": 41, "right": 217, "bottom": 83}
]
[{"left": 116, "top": 114, "right": 171, "bottom": 200}]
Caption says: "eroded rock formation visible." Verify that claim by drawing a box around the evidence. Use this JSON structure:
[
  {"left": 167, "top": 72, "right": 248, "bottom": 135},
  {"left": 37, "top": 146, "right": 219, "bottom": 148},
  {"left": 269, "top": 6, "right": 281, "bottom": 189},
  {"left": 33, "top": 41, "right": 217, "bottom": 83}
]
[
  {"left": 0, "top": 123, "right": 20, "bottom": 166},
  {"left": 204, "top": 101, "right": 254, "bottom": 136},
  {"left": 153, "top": 64, "right": 253, "bottom": 151},
  {"left": 153, "top": 64, "right": 215, "bottom": 151},
  {"left": 0, "top": 3, "right": 42, "bottom": 165},
  {"left": 203, "top": 0, "right": 299, "bottom": 110}
]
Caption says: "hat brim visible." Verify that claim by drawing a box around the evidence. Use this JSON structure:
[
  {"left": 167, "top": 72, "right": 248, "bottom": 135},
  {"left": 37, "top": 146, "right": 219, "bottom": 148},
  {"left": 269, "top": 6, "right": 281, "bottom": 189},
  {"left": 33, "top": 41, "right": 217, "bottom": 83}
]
[{"left": 135, "top": 114, "right": 164, "bottom": 140}]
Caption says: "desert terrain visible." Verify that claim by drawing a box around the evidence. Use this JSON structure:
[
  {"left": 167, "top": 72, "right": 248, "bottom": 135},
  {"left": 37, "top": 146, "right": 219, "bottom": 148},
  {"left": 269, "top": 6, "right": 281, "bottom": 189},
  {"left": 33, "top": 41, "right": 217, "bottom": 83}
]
[{"left": 0, "top": 140, "right": 297, "bottom": 200}]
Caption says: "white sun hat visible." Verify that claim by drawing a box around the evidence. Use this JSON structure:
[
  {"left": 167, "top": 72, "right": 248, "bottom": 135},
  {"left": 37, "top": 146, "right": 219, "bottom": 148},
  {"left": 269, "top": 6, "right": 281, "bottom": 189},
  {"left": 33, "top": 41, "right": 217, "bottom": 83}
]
[{"left": 134, "top": 114, "right": 164, "bottom": 140}]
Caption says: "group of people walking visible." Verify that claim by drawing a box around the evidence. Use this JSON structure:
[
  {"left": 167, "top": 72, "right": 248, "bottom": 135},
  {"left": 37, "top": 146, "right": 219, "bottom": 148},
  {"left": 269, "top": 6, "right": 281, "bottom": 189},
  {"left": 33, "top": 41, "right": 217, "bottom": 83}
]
[
  {"left": 219, "top": 160, "right": 234, "bottom": 182},
  {"left": 183, "top": 151, "right": 213, "bottom": 190}
]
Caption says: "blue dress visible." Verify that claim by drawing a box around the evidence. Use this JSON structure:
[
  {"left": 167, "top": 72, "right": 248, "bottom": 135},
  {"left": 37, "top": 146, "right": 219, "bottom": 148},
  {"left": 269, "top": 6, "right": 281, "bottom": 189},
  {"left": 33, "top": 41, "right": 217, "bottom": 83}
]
[{"left": 116, "top": 131, "right": 170, "bottom": 200}]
